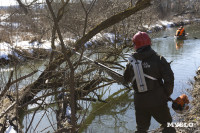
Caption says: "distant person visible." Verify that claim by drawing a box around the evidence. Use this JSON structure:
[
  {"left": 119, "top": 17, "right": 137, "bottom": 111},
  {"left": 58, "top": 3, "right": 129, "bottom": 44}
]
[
  {"left": 176, "top": 26, "right": 185, "bottom": 36},
  {"left": 124, "top": 32, "right": 176, "bottom": 133}
]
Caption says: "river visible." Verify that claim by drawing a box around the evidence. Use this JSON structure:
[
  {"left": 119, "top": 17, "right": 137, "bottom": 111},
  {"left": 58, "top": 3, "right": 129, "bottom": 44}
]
[
  {"left": 1, "top": 23, "right": 200, "bottom": 133},
  {"left": 81, "top": 23, "right": 200, "bottom": 133}
]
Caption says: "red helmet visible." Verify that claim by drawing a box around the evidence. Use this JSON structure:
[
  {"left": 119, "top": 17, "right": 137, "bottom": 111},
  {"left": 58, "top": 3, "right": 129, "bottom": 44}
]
[{"left": 132, "top": 31, "right": 151, "bottom": 50}]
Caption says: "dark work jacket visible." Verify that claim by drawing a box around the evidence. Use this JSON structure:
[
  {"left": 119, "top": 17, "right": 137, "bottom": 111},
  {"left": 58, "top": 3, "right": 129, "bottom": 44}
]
[{"left": 123, "top": 46, "right": 174, "bottom": 109}]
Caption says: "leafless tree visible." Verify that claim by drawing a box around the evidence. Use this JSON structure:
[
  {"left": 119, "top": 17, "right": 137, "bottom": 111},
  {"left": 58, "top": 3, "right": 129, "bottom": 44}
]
[{"left": 1, "top": 0, "right": 200, "bottom": 132}]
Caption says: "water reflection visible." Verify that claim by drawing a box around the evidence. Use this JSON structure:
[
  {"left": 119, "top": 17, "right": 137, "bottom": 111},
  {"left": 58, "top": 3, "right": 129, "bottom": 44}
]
[
  {"left": 175, "top": 39, "right": 184, "bottom": 50},
  {"left": 1, "top": 24, "right": 200, "bottom": 133},
  {"left": 80, "top": 90, "right": 136, "bottom": 133}
]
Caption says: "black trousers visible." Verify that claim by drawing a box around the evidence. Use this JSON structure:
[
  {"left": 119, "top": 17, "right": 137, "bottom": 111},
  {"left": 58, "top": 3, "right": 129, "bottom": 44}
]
[{"left": 135, "top": 104, "right": 176, "bottom": 133}]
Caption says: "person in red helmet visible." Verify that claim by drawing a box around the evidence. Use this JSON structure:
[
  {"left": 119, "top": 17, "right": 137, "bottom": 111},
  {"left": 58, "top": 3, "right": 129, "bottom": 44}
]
[{"left": 124, "top": 32, "right": 176, "bottom": 133}]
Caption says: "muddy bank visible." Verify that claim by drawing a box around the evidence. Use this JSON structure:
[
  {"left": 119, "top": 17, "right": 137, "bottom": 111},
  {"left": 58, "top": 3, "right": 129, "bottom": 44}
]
[
  {"left": 0, "top": 33, "right": 124, "bottom": 66},
  {"left": 146, "top": 18, "right": 200, "bottom": 33},
  {"left": 0, "top": 48, "right": 50, "bottom": 66},
  {"left": 175, "top": 67, "right": 200, "bottom": 133},
  {"left": 0, "top": 41, "right": 51, "bottom": 66}
]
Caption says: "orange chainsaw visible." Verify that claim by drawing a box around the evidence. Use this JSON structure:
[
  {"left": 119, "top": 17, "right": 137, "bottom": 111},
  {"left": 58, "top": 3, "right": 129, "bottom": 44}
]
[{"left": 168, "top": 94, "right": 189, "bottom": 114}]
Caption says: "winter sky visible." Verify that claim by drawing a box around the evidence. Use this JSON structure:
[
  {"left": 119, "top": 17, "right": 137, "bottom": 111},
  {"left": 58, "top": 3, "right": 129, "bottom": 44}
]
[
  {"left": 0, "top": 0, "right": 45, "bottom": 6},
  {"left": 0, "top": 0, "right": 18, "bottom": 6},
  {"left": 0, "top": 0, "right": 85, "bottom": 6}
]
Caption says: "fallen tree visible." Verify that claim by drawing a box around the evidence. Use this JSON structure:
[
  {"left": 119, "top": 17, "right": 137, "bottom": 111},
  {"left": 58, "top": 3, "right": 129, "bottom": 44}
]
[{"left": 0, "top": 0, "right": 152, "bottom": 132}]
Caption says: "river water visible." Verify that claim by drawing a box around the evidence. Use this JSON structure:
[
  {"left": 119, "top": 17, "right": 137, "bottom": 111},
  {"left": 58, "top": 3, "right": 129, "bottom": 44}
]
[
  {"left": 81, "top": 23, "right": 200, "bottom": 133},
  {"left": 1, "top": 23, "right": 200, "bottom": 132}
]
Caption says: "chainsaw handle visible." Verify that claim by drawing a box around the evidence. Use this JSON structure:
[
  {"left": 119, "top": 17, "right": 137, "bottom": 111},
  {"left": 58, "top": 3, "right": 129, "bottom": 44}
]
[{"left": 167, "top": 97, "right": 174, "bottom": 102}]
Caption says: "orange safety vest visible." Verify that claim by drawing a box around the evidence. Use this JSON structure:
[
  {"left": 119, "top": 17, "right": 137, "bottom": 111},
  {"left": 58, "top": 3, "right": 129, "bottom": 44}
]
[{"left": 176, "top": 28, "right": 185, "bottom": 36}]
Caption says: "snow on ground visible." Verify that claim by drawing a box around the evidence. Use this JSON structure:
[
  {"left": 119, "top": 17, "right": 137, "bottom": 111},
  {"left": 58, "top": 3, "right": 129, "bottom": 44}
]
[
  {"left": 159, "top": 20, "right": 174, "bottom": 28},
  {"left": 151, "top": 24, "right": 163, "bottom": 29},
  {"left": 103, "top": 33, "right": 118, "bottom": 44},
  {"left": 84, "top": 33, "right": 103, "bottom": 47},
  {"left": 64, "top": 38, "right": 76, "bottom": 43},
  {"left": 14, "top": 41, "right": 35, "bottom": 50},
  {"left": 5, "top": 125, "right": 17, "bottom": 133},
  {"left": 143, "top": 20, "right": 174, "bottom": 30},
  {"left": 0, "top": 18, "right": 197, "bottom": 62},
  {"left": 13, "top": 40, "right": 58, "bottom": 50},
  {"left": 146, "top": 19, "right": 192, "bottom": 33},
  {"left": 0, "top": 32, "right": 118, "bottom": 61},
  {"left": 0, "top": 67, "right": 14, "bottom": 72},
  {"left": 84, "top": 33, "right": 117, "bottom": 47},
  {"left": 0, "top": 42, "right": 13, "bottom": 60},
  {"left": 0, "top": 14, "right": 10, "bottom": 21},
  {"left": 194, "top": 18, "right": 200, "bottom": 22},
  {"left": 0, "top": 40, "right": 55, "bottom": 60},
  {"left": 146, "top": 20, "right": 175, "bottom": 32},
  {"left": 0, "top": 22, "right": 20, "bottom": 28},
  {"left": 0, "top": 35, "right": 80, "bottom": 62}
]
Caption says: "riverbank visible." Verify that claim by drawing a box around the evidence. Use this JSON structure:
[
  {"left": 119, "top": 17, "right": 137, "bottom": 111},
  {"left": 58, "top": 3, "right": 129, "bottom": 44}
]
[
  {"left": 146, "top": 18, "right": 200, "bottom": 33},
  {"left": 1, "top": 22, "right": 200, "bottom": 133},
  {"left": 1, "top": 17, "right": 200, "bottom": 66},
  {"left": 0, "top": 33, "right": 123, "bottom": 66},
  {"left": 0, "top": 41, "right": 53, "bottom": 66},
  {"left": 175, "top": 67, "right": 200, "bottom": 133}
]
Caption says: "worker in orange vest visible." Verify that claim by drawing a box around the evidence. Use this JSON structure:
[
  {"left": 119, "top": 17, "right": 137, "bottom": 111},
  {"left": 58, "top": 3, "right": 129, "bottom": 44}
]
[{"left": 176, "top": 26, "right": 185, "bottom": 36}]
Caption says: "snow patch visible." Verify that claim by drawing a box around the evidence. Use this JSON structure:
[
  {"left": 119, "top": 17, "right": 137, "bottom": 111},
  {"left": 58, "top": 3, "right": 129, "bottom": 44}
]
[
  {"left": 84, "top": 33, "right": 104, "bottom": 47},
  {"left": 0, "top": 67, "right": 14, "bottom": 72},
  {"left": 0, "top": 42, "right": 13, "bottom": 60},
  {"left": 64, "top": 38, "right": 76, "bottom": 43},
  {"left": 0, "top": 14, "right": 10, "bottom": 21},
  {"left": 160, "top": 20, "right": 174, "bottom": 28},
  {"left": 0, "top": 22, "right": 20, "bottom": 28},
  {"left": 5, "top": 126, "right": 17, "bottom": 133},
  {"left": 103, "top": 33, "right": 115, "bottom": 43}
]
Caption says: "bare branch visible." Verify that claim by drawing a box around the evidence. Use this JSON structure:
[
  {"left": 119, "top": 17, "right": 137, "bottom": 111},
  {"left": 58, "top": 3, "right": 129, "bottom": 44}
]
[
  {"left": 0, "top": 71, "right": 13, "bottom": 100},
  {"left": 16, "top": 0, "right": 29, "bottom": 14},
  {"left": 75, "top": 0, "right": 152, "bottom": 50},
  {"left": 25, "top": 97, "right": 46, "bottom": 133},
  {"left": 57, "top": 0, "right": 70, "bottom": 21},
  {"left": 0, "top": 102, "right": 16, "bottom": 119}
]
